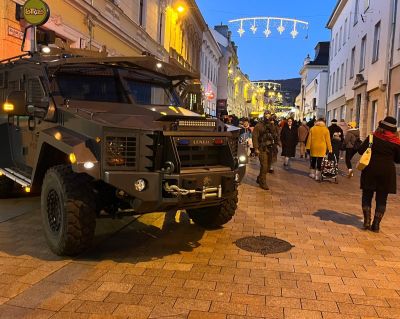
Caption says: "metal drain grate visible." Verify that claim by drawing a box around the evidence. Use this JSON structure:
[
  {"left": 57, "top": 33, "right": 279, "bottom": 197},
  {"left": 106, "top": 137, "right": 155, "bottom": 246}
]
[{"left": 235, "top": 236, "right": 294, "bottom": 255}]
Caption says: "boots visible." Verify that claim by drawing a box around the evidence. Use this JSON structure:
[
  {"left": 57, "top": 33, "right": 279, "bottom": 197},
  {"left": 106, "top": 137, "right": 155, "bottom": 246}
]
[
  {"left": 371, "top": 210, "right": 385, "bottom": 233},
  {"left": 362, "top": 207, "right": 371, "bottom": 230},
  {"left": 315, "top": 170, "right": 321, "bottom": 181},
  {"left": 309, "top": 169, "right": 316, "bottom": 179}
]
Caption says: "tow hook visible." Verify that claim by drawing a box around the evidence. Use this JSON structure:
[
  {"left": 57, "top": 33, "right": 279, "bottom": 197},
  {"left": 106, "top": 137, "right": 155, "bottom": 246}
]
[{"left": 164, "top": 182, "right": 222, "bottom": 199}]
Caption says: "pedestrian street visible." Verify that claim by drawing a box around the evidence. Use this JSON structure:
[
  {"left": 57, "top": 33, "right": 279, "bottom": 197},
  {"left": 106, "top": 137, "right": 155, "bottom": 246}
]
[{"left": 1, "top": 157, "right": 400, "bottom": 318}]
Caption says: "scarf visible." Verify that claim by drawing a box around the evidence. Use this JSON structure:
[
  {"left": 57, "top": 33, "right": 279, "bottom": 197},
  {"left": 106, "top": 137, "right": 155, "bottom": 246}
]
[{"left": 374, "top": 131, "right": 400, "bottom": 145}]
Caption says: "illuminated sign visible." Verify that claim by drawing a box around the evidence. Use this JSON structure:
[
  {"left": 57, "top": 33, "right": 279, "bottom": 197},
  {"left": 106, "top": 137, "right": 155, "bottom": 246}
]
[
  {"left": 23, "top": 0, "right": 50, "bottom": 26},
  {"left": 7, "top": 26, "right": 24, "bottom": 40}
]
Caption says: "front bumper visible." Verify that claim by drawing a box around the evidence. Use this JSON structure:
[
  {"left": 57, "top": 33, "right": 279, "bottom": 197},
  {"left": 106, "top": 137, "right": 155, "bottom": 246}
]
[{"left": 103, "top": 168, "right": 241, "bottom": 213}]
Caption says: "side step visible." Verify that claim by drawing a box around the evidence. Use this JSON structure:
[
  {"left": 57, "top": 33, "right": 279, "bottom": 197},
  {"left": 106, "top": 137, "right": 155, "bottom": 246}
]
[{"left": 0, "top": 168, "right": 32, "bottom": 188}]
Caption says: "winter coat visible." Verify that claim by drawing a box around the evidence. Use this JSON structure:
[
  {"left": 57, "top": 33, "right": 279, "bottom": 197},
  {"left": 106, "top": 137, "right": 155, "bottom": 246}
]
[
  {"left": 328, "top": 124, "right": 344, "bottom": 143},
  {"left": 358, "top": 135, "right": 400, "bottom": 194},
  {"left": 344, "top": 129, "right": 360, "bottom": 149},
  {"left": 298, "top": 125, "right": 309, "bottom": 143},
  {"left": 280, "top": 124, "right": 298, "bottom": 157},
  {"left": 306, "top": 121, "right": 333, "bottom": 157}
]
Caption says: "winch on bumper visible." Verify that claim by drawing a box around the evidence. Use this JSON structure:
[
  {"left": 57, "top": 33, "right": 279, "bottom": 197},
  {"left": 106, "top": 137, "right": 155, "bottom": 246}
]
[{"left": 103, "top": 169, "right": 242, "bottom": 213}]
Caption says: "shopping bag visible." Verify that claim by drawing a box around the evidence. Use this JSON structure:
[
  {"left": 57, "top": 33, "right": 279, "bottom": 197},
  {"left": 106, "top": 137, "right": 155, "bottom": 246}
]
[{"left": 356, "top": 134, "right": 373, "bottom": 171}]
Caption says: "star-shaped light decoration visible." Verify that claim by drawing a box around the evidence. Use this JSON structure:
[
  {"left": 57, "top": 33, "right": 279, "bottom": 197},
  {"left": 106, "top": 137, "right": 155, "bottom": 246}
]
[
  {"left": 250, "top": 24, "right": 257, "bottom": 34},
  {"left": 238, "top": 27, "right": 245, "bottom": 37},
  {"left": 277, "top": 23, "right": 285, "bottom": 34},
  {"left": 290, "top": 29, "right": 299, "bottom": 38},
  {"left": 263, "top": 28, "right": 271, "bottom": 38},
  {"left": 267, "top": 83, "right": 272, "bottom": 89}
]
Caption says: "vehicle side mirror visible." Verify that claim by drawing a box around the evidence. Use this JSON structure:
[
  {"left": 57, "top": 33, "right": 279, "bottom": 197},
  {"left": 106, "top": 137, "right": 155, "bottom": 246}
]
[{"left": 1, "top": 91, "right": 28, "bottom": 116}]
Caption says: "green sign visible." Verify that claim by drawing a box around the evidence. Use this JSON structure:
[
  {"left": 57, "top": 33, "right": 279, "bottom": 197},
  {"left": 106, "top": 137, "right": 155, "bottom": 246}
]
[{"left": 23, "top": 0, "right": 50, "bottom": 26}]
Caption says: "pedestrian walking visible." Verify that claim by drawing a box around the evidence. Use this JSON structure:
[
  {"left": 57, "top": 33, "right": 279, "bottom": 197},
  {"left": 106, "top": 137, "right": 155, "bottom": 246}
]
[
  {"left": 307, "top": 116, "right": 316, "bottom": 128},
  {"left": 298, "top": 120, "right": 310, "bottom": 158},
  {"left": 343, "top": 122, "right": 361, "bottom": 178},
  {"left": 328, "top": 119, "right": 344, "bottom": 163},
  {"left": 338, "top": 119, "right": 348, "bottom": 160},
  {"left": 280, "top": 118, "right": 298, "bottom": 167},
  {"left": 358, "top": 116, "right": 400, "bottom": 232},
  {"left": 269, "top": 114, "right": 280, "bottom": 173},
  {"left": 306, "top": 118, "right": 333, "bottom": 181},
  {"left": 252, "top": 111, "right": 279, "bottom": 190}
]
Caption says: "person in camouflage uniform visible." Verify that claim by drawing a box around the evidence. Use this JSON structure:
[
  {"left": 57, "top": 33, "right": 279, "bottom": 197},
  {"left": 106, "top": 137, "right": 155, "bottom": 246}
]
[{"left": 252, "top": 111, "right": 279, "bottom": 190}]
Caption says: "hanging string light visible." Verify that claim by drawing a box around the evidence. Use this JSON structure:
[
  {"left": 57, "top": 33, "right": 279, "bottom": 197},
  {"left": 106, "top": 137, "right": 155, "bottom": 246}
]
[{"left": 229, "top": 17, "right": 309, "bottom": 39}]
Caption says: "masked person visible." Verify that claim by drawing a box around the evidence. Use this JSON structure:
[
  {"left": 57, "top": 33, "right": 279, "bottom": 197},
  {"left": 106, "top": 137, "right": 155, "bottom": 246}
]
[{"left": 252, "top": 111, "right": 279, "bottom": 190}]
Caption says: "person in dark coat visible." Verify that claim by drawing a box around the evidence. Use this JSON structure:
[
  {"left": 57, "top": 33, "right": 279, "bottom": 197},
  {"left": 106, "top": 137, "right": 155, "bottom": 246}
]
[
  {"left": 358, "top": 116, "right": 400, "bottom": 232},
  {"left": 280, "top": 118, "right": 298, "bottom": 167},
  {"left": 328, "top": 119, "right": 344, "bottom": 164}
]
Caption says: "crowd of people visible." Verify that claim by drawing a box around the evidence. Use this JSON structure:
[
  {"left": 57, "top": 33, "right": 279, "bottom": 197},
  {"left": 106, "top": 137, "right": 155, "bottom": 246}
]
[{"left": 225, "top": 111, "right": 400, "bottom": 233}]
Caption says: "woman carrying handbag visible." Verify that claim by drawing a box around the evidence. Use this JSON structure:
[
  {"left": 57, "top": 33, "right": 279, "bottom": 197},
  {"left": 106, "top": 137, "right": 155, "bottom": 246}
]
[{"left": 357, "top": 117, "right": 400, "bottom": 232}]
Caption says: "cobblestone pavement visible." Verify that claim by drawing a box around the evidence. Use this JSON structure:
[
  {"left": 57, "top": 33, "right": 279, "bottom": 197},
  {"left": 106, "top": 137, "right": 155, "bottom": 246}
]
[{"left": 1, "top": 157, "right": 400, "bottom": 319}]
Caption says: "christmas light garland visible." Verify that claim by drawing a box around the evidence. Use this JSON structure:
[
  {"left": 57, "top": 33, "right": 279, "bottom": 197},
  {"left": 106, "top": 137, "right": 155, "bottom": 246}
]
[{"left": 228, "top": 17, "right": 309, "bottom": 39}]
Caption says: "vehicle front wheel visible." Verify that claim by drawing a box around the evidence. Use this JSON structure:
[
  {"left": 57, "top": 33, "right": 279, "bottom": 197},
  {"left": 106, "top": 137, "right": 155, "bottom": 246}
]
[
  {"left": 41, "top": 165, "right": 96, "bottom": 256},
  {"left": 187, "top": 190, "right": 238, "bottom": 229}
]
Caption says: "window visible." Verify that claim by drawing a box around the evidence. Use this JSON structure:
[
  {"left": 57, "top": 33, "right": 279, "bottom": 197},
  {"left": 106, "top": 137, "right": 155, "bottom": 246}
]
[
  {"left": 354, "top": 0, "right": 359, "bottom": 25},
  {"left": 327, "top": 110, "right": 331, "bottom": 123},
  {"left": 345, "top": 59, "right": 348, "bottom": 85},
  {"left": 158, "top": 10, "right": 164, "bottom": 44},
  {"left": 364, "top": 0, "right": 370, "bottom": 12},
  {"left": 396, "top": 94, "right": 400, "bottom": 128},
  {"left": 371, "top": 100, "right": 378, "bottom": 132},
  {"left": 360, "top": 35, "right": 367, "bottom": 71},
  {"left": 333, "top": 108, "right": 337, "bottom": 120},
  {"left": 336, "top": 67, "right": 339, "bottom": 92},
  {"left": 27, "top": 78, "right": 45, "bottom": 105},
  {"left": 344, "top": 18, "right": 348, "bottom": 45},
  {"left": 340, "top": 63, "right": 344, "bottom": 89},
  {"left": 329, "top": 75, "right": 332, "bottom": 96},
  {"left": 350, "top": 47, "right": 356, "bottom": 78},
  {"left": 332, "top": 72, "right": 336, "bottom": 95},
  {"left": 139, "top": 0, "right": 146, "bottom": 27},
  {"left": 372, "top": 21, "right": 381, "bottom": 63},
  {"left": 340, "top": 105, "right": 346, "bottom": 120},
  {"left": 335, "top": 32, "right": 338, "bottom": 55},
  {"left": 339, "top": 27, "right": 343, "bottom": 50},
  {"left": 331, "top": 39, "right": 335, "bottom": 60},
  {"left": 356, "top": 94, "right": 362, "bottom": 125}
]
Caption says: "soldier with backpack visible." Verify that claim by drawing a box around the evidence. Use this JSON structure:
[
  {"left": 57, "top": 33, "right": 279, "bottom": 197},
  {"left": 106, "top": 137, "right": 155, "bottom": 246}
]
[
  {"left": 252, "top": 111, "right": 279, "bottom": 190},
  {"left": 343, "top": 121, "right": 362, "bottom": 178}
]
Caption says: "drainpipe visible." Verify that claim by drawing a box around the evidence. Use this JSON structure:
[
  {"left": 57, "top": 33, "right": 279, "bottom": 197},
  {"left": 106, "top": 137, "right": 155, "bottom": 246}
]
[{"left": 386, "top": 0, "right": 398, "bottom": 116}]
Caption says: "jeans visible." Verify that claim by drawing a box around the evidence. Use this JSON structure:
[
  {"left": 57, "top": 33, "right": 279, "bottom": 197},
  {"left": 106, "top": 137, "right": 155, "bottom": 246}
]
[
  {"left": 310, "top": 157, "right": 323, "bottom": 170},
  {"left": 362, "top": 190, "right": 389, "bottom": 212},
  {"left": 345, "top": 148, "right": 357, "bottom": 169}
]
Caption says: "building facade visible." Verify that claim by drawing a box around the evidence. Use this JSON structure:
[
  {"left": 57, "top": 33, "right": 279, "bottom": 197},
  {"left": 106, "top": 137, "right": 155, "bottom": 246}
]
[
  {"left": 327, "top": 0, "right": 399, "bottom": 137},
  {"left": 298, "top": 42, "right": 330, "bottom": 121},
  {"left": 1, "top": 0, "right": 169, "bottom": 60},
  {"left": 200, "top": 29, "right": 221, "bottom": 116}
]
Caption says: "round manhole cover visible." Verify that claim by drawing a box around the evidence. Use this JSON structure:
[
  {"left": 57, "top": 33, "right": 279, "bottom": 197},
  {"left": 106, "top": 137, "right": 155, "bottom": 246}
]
[{"left": 234, "top": 236, "right": 294, "bottom": 255}]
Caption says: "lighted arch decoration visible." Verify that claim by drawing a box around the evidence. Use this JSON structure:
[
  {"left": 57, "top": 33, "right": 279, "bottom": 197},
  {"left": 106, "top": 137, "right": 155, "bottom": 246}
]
[{"left": 229, "top": 17, "right": 309, "bottom": 39}]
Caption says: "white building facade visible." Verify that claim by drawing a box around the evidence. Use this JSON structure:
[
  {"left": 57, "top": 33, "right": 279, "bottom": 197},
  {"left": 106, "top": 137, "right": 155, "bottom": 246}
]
[
  {"left": 327, "top": 0, "right": 399, "bottom": 137},
  {"left": 200, "top": 30, "right": 222, "bottom": 116},
  {"left": 298, "top": 42, "right": 330, "bottom": 121}
]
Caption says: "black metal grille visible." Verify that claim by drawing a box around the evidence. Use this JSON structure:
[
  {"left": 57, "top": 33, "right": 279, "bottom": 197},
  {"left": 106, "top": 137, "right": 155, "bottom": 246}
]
[
  {"left": 228, "top": 136, "right": 239, "bottom": 157},
  {"left": 105, "top": 136, "right": 137, "bottom": 168},
  {"left": 177, "top": 145, "right": 224, "bottom": 167}
]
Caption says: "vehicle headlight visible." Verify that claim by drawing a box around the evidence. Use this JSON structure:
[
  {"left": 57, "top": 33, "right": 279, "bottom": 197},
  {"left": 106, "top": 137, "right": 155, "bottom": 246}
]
[
  {"left": 239, "top": 155, "right": 247, "bottom": 163},
  {"left": 134, "top": 179, "right": 147, "bottom": 192}
]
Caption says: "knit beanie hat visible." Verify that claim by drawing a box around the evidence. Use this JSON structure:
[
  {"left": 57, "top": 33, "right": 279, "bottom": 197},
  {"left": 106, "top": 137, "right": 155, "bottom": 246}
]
[{"left": 379, "top": 116, "right": 398, "bottom": 133}]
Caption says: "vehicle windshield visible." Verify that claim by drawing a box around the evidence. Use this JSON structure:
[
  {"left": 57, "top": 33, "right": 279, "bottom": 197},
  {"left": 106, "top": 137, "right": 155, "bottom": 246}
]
[{"left": 55, "top": 65, "right": 180, "bottom": 106}]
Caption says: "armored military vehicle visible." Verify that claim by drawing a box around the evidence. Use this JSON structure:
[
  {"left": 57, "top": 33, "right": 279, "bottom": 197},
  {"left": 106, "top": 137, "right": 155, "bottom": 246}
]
[{"left": 0, "top": 48, "right": 246, "bottom": 256}]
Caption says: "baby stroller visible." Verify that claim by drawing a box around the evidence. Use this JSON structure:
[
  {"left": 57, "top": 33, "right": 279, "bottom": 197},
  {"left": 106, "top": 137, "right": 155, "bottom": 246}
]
[{"left": 320, "top": 153, "right": 339, "bottom": 183}]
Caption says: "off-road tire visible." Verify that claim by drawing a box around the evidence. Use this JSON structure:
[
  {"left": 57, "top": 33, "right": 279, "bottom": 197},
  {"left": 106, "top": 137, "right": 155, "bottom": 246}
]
[
  {"left": 0, "top": 175, "right": 16, "bottom": 198},
  {"left": 187, "top": 190, "right": 238, "bottom": 229},
  {"left": 41, "top": 165, "right": 96, "bottom": 256}
]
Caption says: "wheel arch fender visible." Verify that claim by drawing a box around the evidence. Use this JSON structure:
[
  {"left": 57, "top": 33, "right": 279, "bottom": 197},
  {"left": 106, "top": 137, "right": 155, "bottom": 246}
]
[{"left": 32, "top": 127, "right": 100, "bottom": 189}]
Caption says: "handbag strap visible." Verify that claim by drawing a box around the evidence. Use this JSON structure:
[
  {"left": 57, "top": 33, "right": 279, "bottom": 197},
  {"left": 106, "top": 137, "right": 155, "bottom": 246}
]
[{"left": 368, "top": 134, "right": 373, "bottom": 147}]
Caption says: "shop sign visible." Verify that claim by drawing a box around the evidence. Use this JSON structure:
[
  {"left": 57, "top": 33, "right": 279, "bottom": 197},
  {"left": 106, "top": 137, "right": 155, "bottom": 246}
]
[
  {"left": 23, "top": 0, "right": 50, "bottom": 26},
  {"left": 8, "top": 26, "right": 24, "bottom": 40}
]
